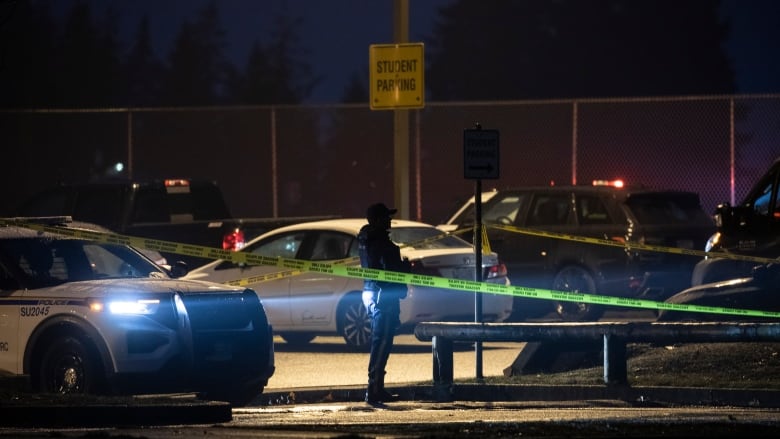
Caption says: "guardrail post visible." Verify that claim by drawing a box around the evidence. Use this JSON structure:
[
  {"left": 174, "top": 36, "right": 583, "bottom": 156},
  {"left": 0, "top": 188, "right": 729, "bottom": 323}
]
[
  {"left": 432, "top": 335, "right": 454, "bottom": 401},
  {"left": 603, "top": 333, "right": 628, "bottom": 385}
]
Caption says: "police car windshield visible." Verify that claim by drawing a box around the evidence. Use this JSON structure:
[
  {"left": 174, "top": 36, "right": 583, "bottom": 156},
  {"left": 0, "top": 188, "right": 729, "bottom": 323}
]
[
  {"left": 389, "top": 227, "right": 471, "bottom": 250},
  {"left": 0, "top": 238, "right": 167, "bottom": 288}
]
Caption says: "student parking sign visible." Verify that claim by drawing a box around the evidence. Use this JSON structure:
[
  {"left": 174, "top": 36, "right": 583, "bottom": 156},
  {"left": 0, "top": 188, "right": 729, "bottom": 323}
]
[{"left": 369, "top": 43, "right": 424, "bottom": 110}]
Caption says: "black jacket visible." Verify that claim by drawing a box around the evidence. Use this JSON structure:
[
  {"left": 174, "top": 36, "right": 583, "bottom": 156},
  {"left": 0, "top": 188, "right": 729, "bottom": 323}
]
[{"left": 358, "top": 223, "right": 410, "bottom": 307}]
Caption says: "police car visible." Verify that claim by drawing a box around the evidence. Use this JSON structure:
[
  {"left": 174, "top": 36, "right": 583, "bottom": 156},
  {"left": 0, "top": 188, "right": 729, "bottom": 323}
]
[{"left": 0, "top": 217, "right": 274, "bottom": 406}]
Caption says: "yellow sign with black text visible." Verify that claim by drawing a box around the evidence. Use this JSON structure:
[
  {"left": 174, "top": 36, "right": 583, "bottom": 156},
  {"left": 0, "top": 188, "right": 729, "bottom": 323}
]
[{"left": 369, "top": 43, "right": 424, "bottom": 110}]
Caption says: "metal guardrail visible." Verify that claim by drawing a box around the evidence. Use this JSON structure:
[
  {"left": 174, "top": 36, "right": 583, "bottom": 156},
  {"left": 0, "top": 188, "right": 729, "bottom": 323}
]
[{"left": 414, "top": 321, "right": 780, "bottom": 401}]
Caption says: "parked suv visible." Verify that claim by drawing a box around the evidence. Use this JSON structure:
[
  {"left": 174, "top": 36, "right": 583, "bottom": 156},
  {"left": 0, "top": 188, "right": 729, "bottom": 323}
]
[
  {"left": 438, "top": 182, "right": 716, "bottom": 321},
  {"left": 692, "top": 156, "right": 780, "bottom": 286}
]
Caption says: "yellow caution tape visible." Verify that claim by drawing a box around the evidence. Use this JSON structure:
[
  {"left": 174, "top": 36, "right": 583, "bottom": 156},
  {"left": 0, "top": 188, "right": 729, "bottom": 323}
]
[
  {"left": 4, "top": 218, "right": 779, "bottom": 320},
  {"left": 480, "top": 224, "right": 492, "bottom": 254},
  {"left": 488, "top": 223, "right": 779, "bottom": 265}
]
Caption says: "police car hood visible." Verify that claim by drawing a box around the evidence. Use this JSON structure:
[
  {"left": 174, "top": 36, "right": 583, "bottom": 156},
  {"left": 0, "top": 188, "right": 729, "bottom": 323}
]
[{"left": 42, "top": 277, "right": 245, "bottom": 297}]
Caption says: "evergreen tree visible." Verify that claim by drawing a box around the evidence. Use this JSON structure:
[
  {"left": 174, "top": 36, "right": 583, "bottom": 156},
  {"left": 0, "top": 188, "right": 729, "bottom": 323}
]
[
  {"left": 54, "top": 0, "right": 121, "bottom": 107},
  {"left": 230, "top": 41, "right": 275, "bottom": 104},
  {"left": 0, "top": 0, "right": 58, "bottom": 108},
  {"left": 262, "top": 12, "right": 321, "bottom": 104},
  {"left": 426, "top": 0, "right": 736, "bottom": 100},
  {"left": 124, "top": 15, "right": 164, "bottom": 107},
  {"left": 160, "top": 0, "right": 230, "bottom": 106},
  {"left": 341, "top": 71, "right": 369, "bottom": 103}
]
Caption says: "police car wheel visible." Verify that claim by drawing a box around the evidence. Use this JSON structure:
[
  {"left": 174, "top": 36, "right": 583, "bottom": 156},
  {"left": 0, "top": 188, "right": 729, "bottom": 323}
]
[
  {"left": 37, "top": 335, "right": 104, "bottom": 395},
  {"left": 338, "top": 296, "right": 372, "bottom": 350}
]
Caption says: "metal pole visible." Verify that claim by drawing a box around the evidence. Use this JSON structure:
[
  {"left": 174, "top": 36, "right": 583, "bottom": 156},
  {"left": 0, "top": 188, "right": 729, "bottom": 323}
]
[
  {"left": 730, "top": 98, "right": 735, "bottom": 206},
  {"left": 473, "top": 123, "right": 484, "bottom": 381},
  {"left": 415, "top": 110, "right": 422, "bottom": 221},
  {"left": 571, "top": 101, "right": 578, "bottom": 185},
  {"left": 393, "top": 0, "right": 410, "bottom": 220},
  {"left": 271, "top": 108, "right": 278, "bottom": 217},
  {"left": 126, "top": 110, "right": 133, "bottom": 179}
]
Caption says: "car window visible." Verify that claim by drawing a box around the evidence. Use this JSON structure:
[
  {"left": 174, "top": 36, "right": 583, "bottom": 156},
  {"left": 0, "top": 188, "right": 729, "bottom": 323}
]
[
  {"left": 215, "top": 231, "right": 306, "bottom": 270},
  {"left": 483, "top": 194, "right": 528, "bottom": 225},
  {"left": 1, "top": 237, "right": 164, "bottom": 287},
  {"left": 310, "top": 232, "right": 352, "bottom": 260},
  {"left": 751, "top": 181, "right": 773, "bottom": 217},
  {"left": 577, "top": 195, "right": 611, "bottom": 225},
  {"left": 251, "top": 232, "right": 305, "bottom": 259},
  {"left": 625, "top": 193, "right": 711, "bottom": 225},
  {"left": 442, "top": 192, "right": 499, "bottom": 226},
  {"left": 527, "top": 195, "right": 570, "bottom": 226},
  {"left": 73, "top": 186, "right": 126, "bottom": 226},
  {"left": 390, "top": 227, "right": 472, "bottom": 249},
  {"left": 0, "top": 261, "right": 19, "bottom": 290},
  {"left": 133, "top": 187, "right": 170, "bottom": 222}
]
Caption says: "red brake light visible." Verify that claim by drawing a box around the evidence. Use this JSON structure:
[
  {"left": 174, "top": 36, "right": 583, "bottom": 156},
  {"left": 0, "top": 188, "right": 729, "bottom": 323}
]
[
  {"left": 485, "top": 263, "right": 508, "bottom": 279},
  {"left": 164, "top": 179, "right": 190, "bottom": 187},
  {"left": 592, "top": 179, "right": 624, "bottom": 188},
  {"left": 223, "top": 229, "right": 245, "bottom": 251}
]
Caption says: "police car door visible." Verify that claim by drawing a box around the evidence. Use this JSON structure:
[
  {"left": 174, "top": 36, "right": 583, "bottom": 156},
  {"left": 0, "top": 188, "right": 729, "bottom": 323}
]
[{"left": 0, "top": 262, "right": 20, "bottom": 374}]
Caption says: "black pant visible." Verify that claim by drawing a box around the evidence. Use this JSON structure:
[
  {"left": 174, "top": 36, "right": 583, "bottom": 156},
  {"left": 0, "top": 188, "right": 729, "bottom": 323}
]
[{"left": 367, "top": 307, "right": 398, "bottom": 388}]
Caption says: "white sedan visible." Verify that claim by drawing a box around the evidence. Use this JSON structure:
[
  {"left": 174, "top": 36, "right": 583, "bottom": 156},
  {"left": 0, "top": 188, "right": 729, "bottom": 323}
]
[{"left": 185, "top": 218, "right": 513, "bottom": 349}]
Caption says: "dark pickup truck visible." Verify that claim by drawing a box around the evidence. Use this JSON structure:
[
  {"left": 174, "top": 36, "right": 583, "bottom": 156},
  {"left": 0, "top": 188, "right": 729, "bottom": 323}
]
[
  {"left": 692, "top": 156, "right": 780, "bottom": 285},
  {"left": 14, "top": 178, "right": 337, "bottom": 268}
]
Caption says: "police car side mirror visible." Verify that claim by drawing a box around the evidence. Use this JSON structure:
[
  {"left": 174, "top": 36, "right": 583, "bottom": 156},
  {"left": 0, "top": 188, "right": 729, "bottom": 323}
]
[{"left": 170, "top": 261, "right": 189, "bottom": 278}]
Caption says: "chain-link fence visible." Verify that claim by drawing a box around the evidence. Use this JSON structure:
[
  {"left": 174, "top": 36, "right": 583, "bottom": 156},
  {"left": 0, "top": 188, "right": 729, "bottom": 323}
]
[{"left": 2, "top": 94, "right": 779, "bottom": 224}]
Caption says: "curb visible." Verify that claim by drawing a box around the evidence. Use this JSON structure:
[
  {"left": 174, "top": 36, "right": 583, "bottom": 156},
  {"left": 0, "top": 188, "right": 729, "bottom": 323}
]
[
  {"left": 258, "top": 384, "right": 780, "bottom": 408},
  {"left": 3, "top": 384, "right": 779, "bottom": 428}
]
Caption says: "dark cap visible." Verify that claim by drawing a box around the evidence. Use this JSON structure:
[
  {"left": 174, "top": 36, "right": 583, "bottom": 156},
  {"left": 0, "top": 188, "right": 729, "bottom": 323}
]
[{"left": 366, "top": 202, "right": 397, "bottom": 223}]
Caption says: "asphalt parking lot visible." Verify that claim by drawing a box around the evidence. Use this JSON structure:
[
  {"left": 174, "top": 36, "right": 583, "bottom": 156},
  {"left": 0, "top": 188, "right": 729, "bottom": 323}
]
[{"left": 3, "top": 386, "right": 780, "bottom": 438}]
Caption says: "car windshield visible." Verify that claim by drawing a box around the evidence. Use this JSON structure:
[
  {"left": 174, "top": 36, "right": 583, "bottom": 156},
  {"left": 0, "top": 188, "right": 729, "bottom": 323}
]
[
  {"left": 389, "top": 227, "right": 472, "bottom": 249},
  {"left": 625, "top": 193, "right": 712, "bottom": 225},
  {"left": 0, "top": 237, "right": 167, "bottom": 289}
]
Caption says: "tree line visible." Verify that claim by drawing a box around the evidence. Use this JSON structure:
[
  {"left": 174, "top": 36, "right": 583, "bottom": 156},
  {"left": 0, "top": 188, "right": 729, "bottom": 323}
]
[
  {"left": 0, "top": 0, "right": 735, "bottom": 109},
  {"left": 0, "top": 0, "right": 320, "bottom": 108}
]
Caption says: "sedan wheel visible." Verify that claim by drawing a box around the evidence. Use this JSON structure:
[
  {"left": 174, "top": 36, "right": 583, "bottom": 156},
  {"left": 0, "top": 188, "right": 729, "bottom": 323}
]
[
  {"left": 339, "top": 297, "right": 372, "bottom": 350},
  {"left": 552, "top": 265, "right": 602, "bottom": 322}
]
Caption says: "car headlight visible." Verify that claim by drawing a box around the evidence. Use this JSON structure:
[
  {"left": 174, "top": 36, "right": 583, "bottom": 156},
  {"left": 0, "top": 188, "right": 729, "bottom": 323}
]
[
  {"left": 704, "top": 232, "right": 721, "bottom": 254},
  {"left": 89, "top": 298, "right": 160, "bottom": 315},
  {"left": 109, "top": 299, "right": 160, "bottom": 315}
]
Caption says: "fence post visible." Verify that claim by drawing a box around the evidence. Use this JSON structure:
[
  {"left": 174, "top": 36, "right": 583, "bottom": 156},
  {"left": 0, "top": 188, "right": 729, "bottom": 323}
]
[
  {"left": 432, "top": 335, "right": 454, "bottom": 401},
  {"left": 603, "top": 333, "right": 628, "bottom": 385}
]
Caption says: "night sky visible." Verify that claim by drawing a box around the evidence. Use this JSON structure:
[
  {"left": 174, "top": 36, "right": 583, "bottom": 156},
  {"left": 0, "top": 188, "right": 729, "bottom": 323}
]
[{"left": 53, "top": 0, "right": 780, "bottom": 103}]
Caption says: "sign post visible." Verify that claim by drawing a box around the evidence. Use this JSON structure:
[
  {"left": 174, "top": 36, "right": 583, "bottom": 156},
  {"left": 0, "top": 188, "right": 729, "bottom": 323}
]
[
  {"left": 463, "top": 123, "right": 500, "bottom": 381},
  {"left": 369, "top": 41, "right": 423, "bottom": 220}
]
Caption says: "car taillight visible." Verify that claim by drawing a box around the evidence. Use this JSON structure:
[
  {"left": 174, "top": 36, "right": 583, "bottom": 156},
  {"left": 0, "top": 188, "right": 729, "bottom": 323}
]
[
  {"left": 409, "top": 260, "right": 441, "bottom": 277},
  {"left": 610, "top": 236, "right": 626, "bottom": 244},
  {"left": 223, "top": 229, "right": 245, "bottom": 251},
  {"left": 592, "top": 179, "right": 624, "bottom": 188},
  {"left": 484, "top": 263, "right": 507, "bottom": 279}
]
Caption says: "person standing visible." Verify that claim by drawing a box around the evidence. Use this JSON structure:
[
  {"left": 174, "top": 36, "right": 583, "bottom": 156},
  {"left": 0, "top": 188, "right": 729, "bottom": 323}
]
[{"left": 358, "top": 202, "right": 410, "bottom": 404}]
